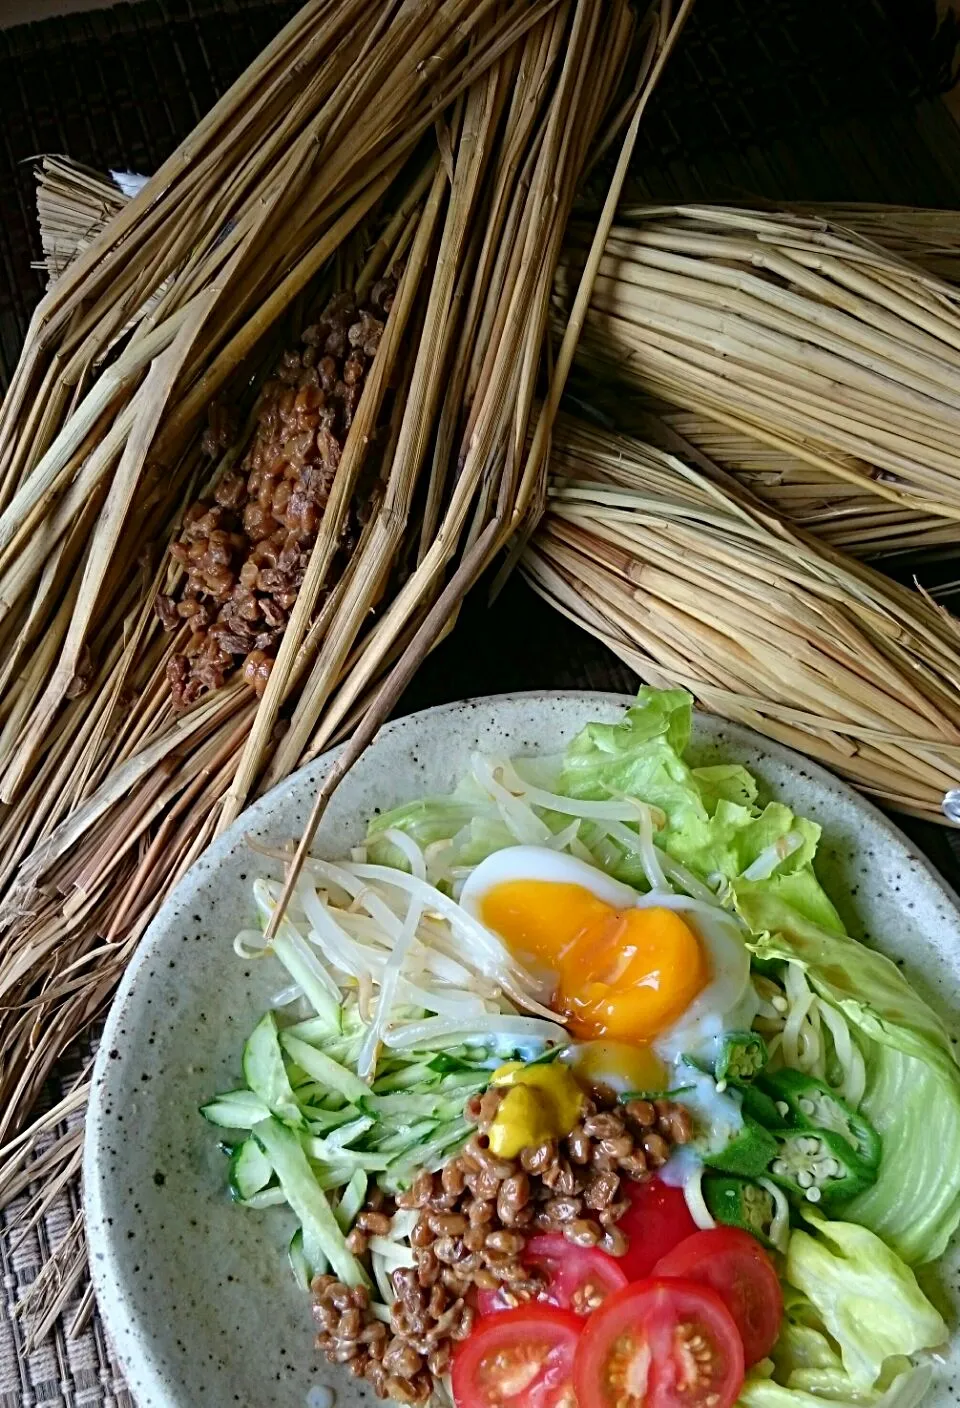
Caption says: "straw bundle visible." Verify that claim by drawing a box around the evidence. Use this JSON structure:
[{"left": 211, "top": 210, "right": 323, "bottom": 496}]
[
  {"left": 0, "top": 0, "right": 693, "bottom": 1334},
  {"left": 32, "top": 158, "right": 142, "bottom": 287},
  {"left": 798, "top": 203, "right": 960, "bottom": 284},
  {"left": 524, "top": 413, "right": 960, "bottom": 825},
  {"left": 556, "top": 204, "right": 960, "bottom": 558}
]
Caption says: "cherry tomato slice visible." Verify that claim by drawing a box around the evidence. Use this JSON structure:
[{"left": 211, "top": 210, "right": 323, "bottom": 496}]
[
  {"left": 452, "top": 1304, "right": 581, "bottom": 1408},
  {"left": 574, "top": 1277, "right": 745, "bottom": 1408},
  {"left": 477, "top": 1235, "right": 629, "bottom": 1316},
  {"left": 652, "top": 1227, "right": 783, "bottom": 1366},
  {"left": 617, "top": 1178, "right": 699, "bottom": 1281}
]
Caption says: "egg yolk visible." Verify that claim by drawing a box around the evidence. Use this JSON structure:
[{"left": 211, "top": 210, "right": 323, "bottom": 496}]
[
  {"left": 480, "top": 879, "right": 707, "bottom": 1042},
  {"left": 569, "top": 1040, "right": 668, "bottom": 1097}
]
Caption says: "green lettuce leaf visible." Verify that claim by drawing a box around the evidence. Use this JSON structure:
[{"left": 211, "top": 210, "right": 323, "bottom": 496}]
[
  {"left": 772, "top": 1292, "right": 915, "bottom": 1404},
  {"left": 739, "top": 887, "right": 957, "bottom": 1082},
  {"left": 367, "top": 797, "right": 484, "bottom": 849},
  {"left": 738, "top": 1364, "right": 934, "bottom": 1408},
  {"left": 784, "top": 1214, "right": 946, "bottom": 1388},
  {"left": 848, "top": 1043, "right": 960, "bottom": 1266},
  {"left": 692, "top": 763, "right": 759, "bottom": 811},
  {"left": 744, "top": 886, "right": 960, "bottom": 1263},
  {"left": 560, "top": 689, "right": 841, "bottom": 913}
]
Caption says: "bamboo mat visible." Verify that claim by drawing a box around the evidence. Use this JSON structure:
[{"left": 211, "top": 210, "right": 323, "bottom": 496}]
[{"left": 1, "top": 0, "right": 960, "bottom": 1404}]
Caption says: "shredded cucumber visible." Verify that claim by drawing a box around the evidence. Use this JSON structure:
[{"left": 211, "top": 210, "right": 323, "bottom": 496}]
[
  {"left": 241, "top": 1186, "right": 288, "bottom": 1209},
  {"left": 279, "top": 1032, "right": 373, "bottom": 1106},
  {"left": 324, "top": 1116, "right": 376, "bottom": 1150},
  {"left": 288, "top": 1227, "right": 318, "bottom": 1291},
  {"left": 200, "top": 1089, "right": 270, "bottom": 1128},
  {"left": 243, "top": 1013, "right": 304, "bottom": 1128},
  {"left": 253, "top": 1117, "right": 368, "bottom": 1288},
  {"left": 384, "top": 1117, "right": 471, "bottom": 1189},
  {"left": 300, "top": 1133, "right": 390, "bottom": 1173},
  {"left": 334, "top": 1170, "right": 368, "bottom": 1233},
  {"left": 229, "top": 1138, "right": 273, "bottom": 1201}
]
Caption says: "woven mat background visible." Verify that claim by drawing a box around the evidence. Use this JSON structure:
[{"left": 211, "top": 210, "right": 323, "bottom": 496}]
[{"left": 1, "top": 1, "right": 960, "bottom": 1404}]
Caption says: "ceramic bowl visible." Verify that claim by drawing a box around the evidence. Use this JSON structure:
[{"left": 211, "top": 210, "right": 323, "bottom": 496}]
[{"left": 84, "top": 693, "right": 960, "bottom": 1408}]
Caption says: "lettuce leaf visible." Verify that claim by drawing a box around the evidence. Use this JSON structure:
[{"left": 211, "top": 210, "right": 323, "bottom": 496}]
[
  {"left": 744, "top": 888, "right": 960, "bottom": 1263},
  {"left": 560, "top": 689, "right": 841, "bottom": 916},
  {"left": 784, "top": 1214, "right": 946, "bottom": 1388},
  {"left": 738, "top": 1364, "right": 934, "bottom": 1408},
  {"left": 848, "top": 1043, "right": 960, "bottom": 1266}
]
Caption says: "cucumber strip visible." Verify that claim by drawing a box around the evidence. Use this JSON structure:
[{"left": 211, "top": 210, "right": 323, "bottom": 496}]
[
  {"left": 280, "top": 1033, "right": 373, "bottom": 1106},
  {"left": 297, "top": 1084, "right": 349, "bottom": 1111},
  {"left": 373, "top": 1062, "right": 437, "bottom": 1092},
  {"left": 229, "top": 1138, "right": 273, "bottom": 1201},
  {"left": 302, "top": 1103, "right": 363, "bottom": 1137},
  {"left": 384, "top": 1118, "right": 470, "bottom": 1186},
  {"left": 285, "top": 1015, "right": 352, "bottom": 1046},
  {"left": 301, "top": 1133, "right": 389, "bottom": 1172},
  {"left": 286, "top": 1063, "right": 319, "bottom": 1091},
  {"left": 370, "top": 1119, "right": 438, "bottom": 1154},
  {"left": 313, "top": 1163, "right": 375, "bottom": 1190},
  {"left": 334, "top": 1170, "right": 368, "bottom": 1233},
  {"left": 288, "top": 1228, "right": 314, "bottom": 1292},
  {"left": 425, "top": 1049, "right": 474, "bottom": 1073},
  {"left": 302, "top": 1106, "right": 362, "bottom": 1133},
  {"left": 270, "top": 929, "right": 342, "bottom": 1029},
  {"left": 372, "top": 1091, "right": 459, "bottom": 1118},
  {"left": 324, "top": 1116, "right": 376, "bottom": 1151},
  {"left": 200, "top": 1089, "right": 270, "bottom": 1128},
  {"left": 239, "top": 1186, "right": 288, "bottom": 1210},
  {"left": 313, "top": 1038, "right": 364, "bottom": 1067},
  {"left": 253, "top": 1117, "right": 368, "bottom": 1288},
  {"left": 243, "top": 1013, "right": 304, "bottom": 1128},
  {"left": 437, "top": 1073, "right": 489, "bottom": 1094}
]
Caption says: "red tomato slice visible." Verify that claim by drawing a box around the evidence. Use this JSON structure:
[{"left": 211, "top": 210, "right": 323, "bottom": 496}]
[
  {"left": 452, "top": 1305, "right": 581, "bottom": 1408},
  {"left": 574, "top": 1278, "right": 745, "bottom": 1408},
  {"left": 476, "top": 1235, "right": 629, "bottom": 1316},
  {"left": 617, "top": 1178, "right": 699, "bottom": 1281},
  {"left": 653, "top": 1227, "right": 783, "bottom": 1366}
]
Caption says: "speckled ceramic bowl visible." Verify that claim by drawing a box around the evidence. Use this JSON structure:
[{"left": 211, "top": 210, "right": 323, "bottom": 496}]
[{"left": 85, "top": 693, "right": 960, "bottom": 1408}]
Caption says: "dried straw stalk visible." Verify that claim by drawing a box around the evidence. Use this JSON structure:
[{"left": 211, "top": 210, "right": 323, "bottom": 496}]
[
  {"left": 40, "top": 171, "right": 960, "bottom": 565},
  {"left": 556, "top": 204, "right": 960, "bottom": 559},
  {"left": 0, "top": 0, "right": 694, "bottom": 1339},
  {"left": 796, "top": 203, "right": 960, "bottom": 284},
  {"left": 32, "top": 158, "right": 131, "bottom": 287},
  {"left": 524, "top": 412, "right": 960, "bottom": 824}
]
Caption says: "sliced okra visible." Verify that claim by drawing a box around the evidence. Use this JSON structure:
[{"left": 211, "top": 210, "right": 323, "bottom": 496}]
[
  {"left": 769, "top": 1127, "right": 875, "bottom": 1207},
  {"left": 740, "top": 1083, "right": 781, "bottom": 1128},
  {"left": 762, "top": 1069, "right": 881, "bottom": 1171},
  {"left": 703, "top": 1114, "right": 779, "bottom": 1178},
  {"left": 715, "top": 1031, "right": 768, "bottom": 1089},
  {"left": 702, "top": 1175, "right": 778, "bottom": 1250}
]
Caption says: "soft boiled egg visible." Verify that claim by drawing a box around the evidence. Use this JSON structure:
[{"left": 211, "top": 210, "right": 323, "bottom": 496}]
[{"left": 459, "top": 845, "right": 750, "bottom": 1053}]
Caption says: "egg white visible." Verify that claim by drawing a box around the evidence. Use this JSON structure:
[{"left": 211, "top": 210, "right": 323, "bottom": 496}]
[
  {"left": 459, "top": 844, "right": 640, "bottom": 917},
  {"left": 461, "top": 844, "right": 751, "bottom": 1051}
]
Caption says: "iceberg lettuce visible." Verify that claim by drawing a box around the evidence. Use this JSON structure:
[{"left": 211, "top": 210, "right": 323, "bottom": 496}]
[
  {"left": 784, "top": 1215, "right": 946, "bottom": 1388},
  {"left": 745, "top": 891, "right": 960, "bottom": 1263}
]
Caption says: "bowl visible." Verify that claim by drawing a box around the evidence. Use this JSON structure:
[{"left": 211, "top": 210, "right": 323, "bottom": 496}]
[{"left": 84, "top": 692, "right": 960, "bottom": 1407}]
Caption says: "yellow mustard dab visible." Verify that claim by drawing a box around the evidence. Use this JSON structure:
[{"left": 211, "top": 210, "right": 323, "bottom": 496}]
[{"left": 486, "top": 1060, "right": 584, "bottom": 1159}]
